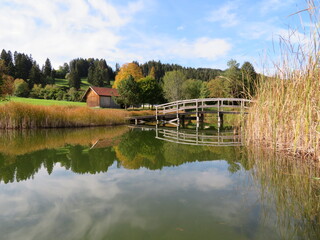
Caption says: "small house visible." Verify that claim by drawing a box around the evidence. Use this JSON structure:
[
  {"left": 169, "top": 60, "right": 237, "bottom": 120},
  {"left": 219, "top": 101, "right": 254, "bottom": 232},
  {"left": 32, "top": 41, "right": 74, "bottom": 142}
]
[{"left": 82, "top": 86, "right": 120, "bottom": 108}]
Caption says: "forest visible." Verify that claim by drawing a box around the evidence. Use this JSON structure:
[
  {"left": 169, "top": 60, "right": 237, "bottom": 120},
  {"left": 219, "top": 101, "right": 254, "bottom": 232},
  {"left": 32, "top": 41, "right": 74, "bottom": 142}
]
[{"left": 0, "top": 49, "right": 258, "bottom": 106}]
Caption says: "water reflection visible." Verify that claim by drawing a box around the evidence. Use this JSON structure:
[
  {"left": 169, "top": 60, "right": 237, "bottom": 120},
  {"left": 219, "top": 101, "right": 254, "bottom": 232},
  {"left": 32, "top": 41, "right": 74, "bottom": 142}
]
[
  {"left": 0, "top": 127, "right": 247, "bottom": 183},
  {"left": 155, "top": 126, "right": 243, "bottom": 146},
  {"left": 0, "top": 127, "right": 319, "bottom": 239}
]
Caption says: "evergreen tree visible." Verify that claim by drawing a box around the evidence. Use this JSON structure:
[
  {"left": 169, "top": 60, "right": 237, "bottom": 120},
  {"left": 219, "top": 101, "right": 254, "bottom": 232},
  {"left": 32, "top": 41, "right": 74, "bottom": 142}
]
[
  {"left": 43, "top": 58, "right": 52, "bottom": 77},
  {"left": 241, "top": 61, "right": 257, "bottom": 98},
  {"left": 0, "top": 50, "right": 15, "bottom": 77},
  {"left": 68, "top": 69, "right": 81, "bottom": 89},
  {"left": 14, "top": 52, "right": 33, "bottom": 80},
  {"left": 29, "top": 63, "right": 42, "bottom": 88}
]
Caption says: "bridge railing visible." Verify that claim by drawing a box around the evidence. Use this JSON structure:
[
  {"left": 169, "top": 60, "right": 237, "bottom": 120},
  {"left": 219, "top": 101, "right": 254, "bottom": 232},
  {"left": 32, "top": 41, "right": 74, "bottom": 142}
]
[
  {"left": 156, "top": 128, "right": 243, "bottom": 146},
  {"left": 155, "top": 98, "right": 253, "bottom": 116}
]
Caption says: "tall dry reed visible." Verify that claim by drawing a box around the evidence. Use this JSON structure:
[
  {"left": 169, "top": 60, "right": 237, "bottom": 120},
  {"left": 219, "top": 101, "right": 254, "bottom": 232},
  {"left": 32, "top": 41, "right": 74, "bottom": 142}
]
[
  {"left": 0, "top": 102, "right": 131, "bottom": 129},
  {"left": 246, "top": 1, "right": 320, "bottom": 160}
]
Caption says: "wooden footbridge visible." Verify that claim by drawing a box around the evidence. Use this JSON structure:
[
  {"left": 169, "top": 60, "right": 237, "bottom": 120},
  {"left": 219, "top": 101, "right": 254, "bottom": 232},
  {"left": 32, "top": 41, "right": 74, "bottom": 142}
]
[
  {"left": 155, "top": 127, "right": 243, "bottom": 146},
  {"left": 128, "top": 98, "right": 252, "bottom": 128}
]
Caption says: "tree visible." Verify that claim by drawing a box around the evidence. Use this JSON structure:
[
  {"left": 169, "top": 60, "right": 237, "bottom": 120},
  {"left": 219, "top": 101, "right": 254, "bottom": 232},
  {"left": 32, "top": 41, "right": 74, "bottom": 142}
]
[
  {"left": 240, "top": 61, "right": 257, "bottom": 98},
  {"left": 14, "top": 52, "right": 33, "bottom": 80},
  {"left": 2, "top": 75, "right": 15, "bottom": 97},
  {"left": 117, "top": 75, "right": 141, "bottom": 108},
  {"left": 68, "top": 70, "right": 81, "bottom": 89},
  {"left": 29, "top": 63, "right": 42, "bottom": 88},
  {"left": 113, "top": 62, "right": 143, "bottom": 88},
  {"left": 13, "top": 79, "right": 29, "bottom": 97},
  {"left": 163, "top": 70, "right": 186, "bottom": 101},
  {"left": 88, "top": 59, "right": 113, "bottom": 87},
  {"left": 182, "top": 79, "right": 202, "bottom": 99},
  {"left": 200, "top": 82, "right": 210, "bottom": 98},
  {"left": 43, "top": 58, "right": 52, "bottom": 77},
  {"left": 138, "top": 76, "right": 163, "bottom": 107},
  {"left": 224, "top": 59, "right": 242, "bottom": 98},
  {"left": 0, "top": 50, "right": 14, "bottom": 77},
  {"left": 207, "top": 77, "right": 232, "bottom": 98}
]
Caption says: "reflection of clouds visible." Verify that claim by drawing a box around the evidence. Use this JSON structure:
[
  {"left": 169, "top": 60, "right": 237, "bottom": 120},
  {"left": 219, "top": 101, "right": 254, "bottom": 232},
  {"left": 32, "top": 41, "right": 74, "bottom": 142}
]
[{"left": 0, "top": 161, "right": 277, "bottom": 239}]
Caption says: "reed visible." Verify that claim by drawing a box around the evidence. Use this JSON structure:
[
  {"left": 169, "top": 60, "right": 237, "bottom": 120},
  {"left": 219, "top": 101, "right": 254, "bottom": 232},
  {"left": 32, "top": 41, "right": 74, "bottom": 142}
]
[
  {"left": 247, "top": 147, "right": 320, "bottom": 238},
  {"left": 246, "top": 2, "right": 320, "bottom": 160},
  {"left": 0, "top": 102, "right": 133, "bottom": 129}
]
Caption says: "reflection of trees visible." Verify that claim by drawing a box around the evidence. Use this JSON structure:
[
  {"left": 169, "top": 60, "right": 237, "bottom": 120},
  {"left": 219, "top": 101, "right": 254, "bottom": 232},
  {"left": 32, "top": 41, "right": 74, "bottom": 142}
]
[
  {"left": 0, "top": 126, "right": 128, "bottom": 156},
  {"left": 0, "top": 145, "right": 116, "bottom": 183},
  {"left": 0, "top": 128, "right": 249, "bottom": 183},
  {"left": 115, "top": 129, "right": 247, "bottom": 170},
  {"left": 115, "top": 130, "right": 166, "bottom": 169},
  {"left": 248, "top": 148, "right": 320, "bottom": 239}
]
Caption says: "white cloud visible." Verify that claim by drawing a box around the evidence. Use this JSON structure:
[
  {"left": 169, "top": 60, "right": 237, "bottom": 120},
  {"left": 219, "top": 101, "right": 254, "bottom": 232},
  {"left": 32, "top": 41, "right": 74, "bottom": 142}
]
[
  {"left": 0, "top": 0, "right": 146, "bottom": 67},
  {"left": 125, "top": 35, "right": 232, "bottom": 64},
  {"left": 207, "top": 2, "right": 239, "bottom": 27},
  {"left": 172, "top": 37, "right": 232, "bottom": 60}
]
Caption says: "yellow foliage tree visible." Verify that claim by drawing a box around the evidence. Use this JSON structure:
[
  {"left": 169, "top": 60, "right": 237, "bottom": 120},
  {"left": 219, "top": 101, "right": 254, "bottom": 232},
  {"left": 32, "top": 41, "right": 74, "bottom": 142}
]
[{"left": 113, "top": 62, "right": 143, "bottom": 88}]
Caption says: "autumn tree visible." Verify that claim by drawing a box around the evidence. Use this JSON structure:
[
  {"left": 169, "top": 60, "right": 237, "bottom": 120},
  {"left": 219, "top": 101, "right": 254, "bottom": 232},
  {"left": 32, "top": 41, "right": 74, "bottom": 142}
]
[
  {"left": 113, "top": 62, "right": 143, "bottom": 88},
  {"left": 163, "top": 70, "right": 186, "bottom": 102}
]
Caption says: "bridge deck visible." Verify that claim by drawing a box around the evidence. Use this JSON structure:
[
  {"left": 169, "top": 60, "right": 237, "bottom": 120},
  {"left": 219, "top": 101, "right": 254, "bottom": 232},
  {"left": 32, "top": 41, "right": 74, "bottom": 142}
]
[
  {"left": 128, "top": 110, "right": 248, "bottom": 122},
  {"left": 127, "top": 98, "right": 252, "bottom": 127}
]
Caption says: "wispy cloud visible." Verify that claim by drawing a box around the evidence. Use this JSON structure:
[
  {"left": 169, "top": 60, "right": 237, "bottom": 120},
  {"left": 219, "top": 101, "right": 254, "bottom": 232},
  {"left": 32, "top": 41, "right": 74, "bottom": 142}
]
[
  {"left": 0, "top": 0, "right": 146, "bottom": 67},
  {"left": 259, "top": 0, "right": 297, "bottom": 15},
  {"left": 207, "top": 1, "right": 239, "bottom": 27}
]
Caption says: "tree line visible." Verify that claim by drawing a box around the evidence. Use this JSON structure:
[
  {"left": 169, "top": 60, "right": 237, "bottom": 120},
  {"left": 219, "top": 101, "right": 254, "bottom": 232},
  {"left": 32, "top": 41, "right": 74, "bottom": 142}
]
[{"left": 0, "top": 48, "right": 258, "bottom": 105}]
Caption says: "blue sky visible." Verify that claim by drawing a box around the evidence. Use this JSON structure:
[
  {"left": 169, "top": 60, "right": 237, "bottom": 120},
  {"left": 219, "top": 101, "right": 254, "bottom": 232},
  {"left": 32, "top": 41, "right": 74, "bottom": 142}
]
[{"left": 0, "top": 0, "right": 310, "bottom": 71}]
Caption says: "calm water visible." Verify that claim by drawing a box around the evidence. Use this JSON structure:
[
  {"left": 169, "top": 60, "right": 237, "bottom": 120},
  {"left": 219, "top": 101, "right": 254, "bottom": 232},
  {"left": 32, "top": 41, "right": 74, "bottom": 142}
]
[{"left": 0, "top": 126, "right": 319, "bottom": 240}]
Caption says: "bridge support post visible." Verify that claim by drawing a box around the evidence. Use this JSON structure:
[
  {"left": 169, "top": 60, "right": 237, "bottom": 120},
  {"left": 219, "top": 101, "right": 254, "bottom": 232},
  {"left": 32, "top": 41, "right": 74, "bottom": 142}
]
[
  {"left": 218, "top": 112, "right": 224, "bottom": 129},
  {"left": 200, "top": 113, "right": 204, "bottom": 129},
  {"left": 181, "top": 115, "right": 185, "bottom": 128}
]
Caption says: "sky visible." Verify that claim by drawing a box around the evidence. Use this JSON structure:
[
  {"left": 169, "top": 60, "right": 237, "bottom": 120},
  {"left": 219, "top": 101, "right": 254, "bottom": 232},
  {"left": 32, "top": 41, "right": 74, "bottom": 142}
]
[{"left": 0, "top": 0, "right": 311, "bottom": 71}]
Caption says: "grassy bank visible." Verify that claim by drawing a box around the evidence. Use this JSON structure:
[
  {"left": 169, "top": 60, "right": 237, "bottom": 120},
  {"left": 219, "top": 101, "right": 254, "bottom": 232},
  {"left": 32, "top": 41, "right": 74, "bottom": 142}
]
[
  {"left": 1, "top": 97, "right": 86, "bottom": 106},
  {"left": 246, "top": 4, "right": 320, "bottom": 160},
  {"left": 0, "top": 102, "right": 132, "bottom": 129}
]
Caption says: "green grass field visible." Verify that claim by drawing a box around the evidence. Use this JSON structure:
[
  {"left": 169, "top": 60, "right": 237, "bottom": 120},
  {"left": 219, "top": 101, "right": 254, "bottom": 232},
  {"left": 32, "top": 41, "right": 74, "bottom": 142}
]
[
  {"left": 55, "top": 78, "right": 91, "bottom": 90},
  {"left": 1, "top": 97, "right": 86, "bottom": 106}
]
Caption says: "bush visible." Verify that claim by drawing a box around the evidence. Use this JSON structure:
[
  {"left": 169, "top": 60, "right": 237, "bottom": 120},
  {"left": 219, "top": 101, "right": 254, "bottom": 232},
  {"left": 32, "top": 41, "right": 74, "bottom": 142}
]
[{"left": 14, "top": 79, "right": 29, "bottom": 97}]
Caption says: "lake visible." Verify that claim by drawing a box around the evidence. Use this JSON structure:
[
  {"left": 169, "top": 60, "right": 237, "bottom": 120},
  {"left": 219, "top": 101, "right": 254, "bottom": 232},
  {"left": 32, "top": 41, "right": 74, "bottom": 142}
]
[{"left": 0, "top": 126, "right": 319, "bottom": 240}]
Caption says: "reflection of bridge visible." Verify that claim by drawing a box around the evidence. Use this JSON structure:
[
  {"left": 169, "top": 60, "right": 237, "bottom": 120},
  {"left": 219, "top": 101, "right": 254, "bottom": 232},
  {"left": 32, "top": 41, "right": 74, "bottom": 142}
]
[
  {"left": 155, "top": 127, "right": 243, "bottom": 147},
  {"left": 129, "top": 98, "right": 252, "bottom": 128}
]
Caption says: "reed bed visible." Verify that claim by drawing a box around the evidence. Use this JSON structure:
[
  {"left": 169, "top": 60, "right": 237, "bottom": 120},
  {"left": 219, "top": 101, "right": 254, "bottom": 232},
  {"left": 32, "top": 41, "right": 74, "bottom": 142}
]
[
  {"left": 248, "top": 147, "right": 320, "bottom": 239},
  {"left": 246, "top": 2, "right": 320, "bottom": 160},
  {"left": 0, "top": 102, "right": 136, "bottom": 129}
]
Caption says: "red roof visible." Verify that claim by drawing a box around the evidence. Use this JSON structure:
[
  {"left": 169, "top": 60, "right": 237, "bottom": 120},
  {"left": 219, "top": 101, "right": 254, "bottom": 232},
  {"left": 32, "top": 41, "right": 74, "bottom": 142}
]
[{"left": 90, "top": 87, "right": 120, "bottom": 97}]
